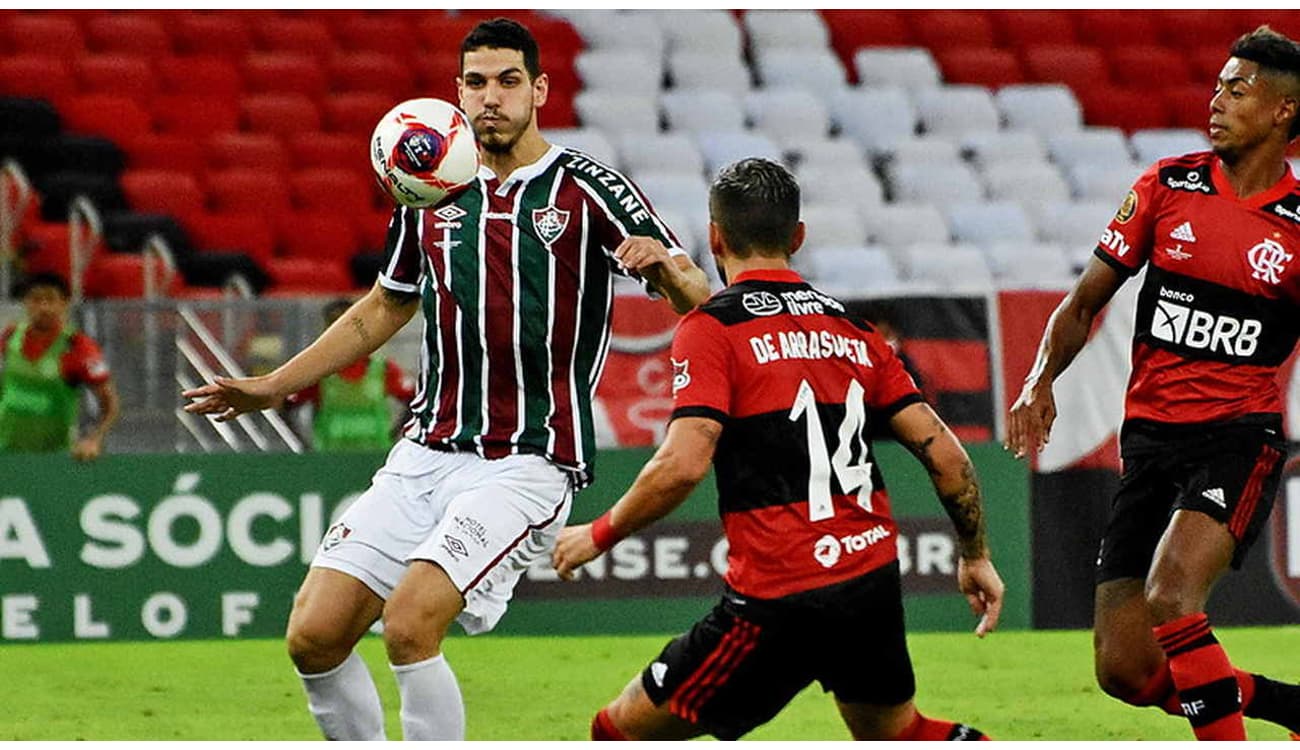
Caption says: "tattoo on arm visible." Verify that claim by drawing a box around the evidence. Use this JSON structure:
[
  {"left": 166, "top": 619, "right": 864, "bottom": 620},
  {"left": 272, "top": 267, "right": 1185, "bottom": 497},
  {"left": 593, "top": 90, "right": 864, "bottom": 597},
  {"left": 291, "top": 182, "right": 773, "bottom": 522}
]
[
  {"left": 348, "top": 315, "right": 372, "bottom": 347},
  {"left": 900, "top": 415, "right": 987, "bottom": 559}
]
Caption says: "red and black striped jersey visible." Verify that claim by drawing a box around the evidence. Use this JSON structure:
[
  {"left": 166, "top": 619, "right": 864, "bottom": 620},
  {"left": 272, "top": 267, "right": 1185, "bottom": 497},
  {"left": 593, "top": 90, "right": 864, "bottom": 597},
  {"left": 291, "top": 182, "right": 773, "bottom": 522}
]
[
  {"left": 670, "top": 268, "right": 923, "bottom": 599},
  {"left": 1094, "top": 152, "right": 1300, "bottom": 425},
  {"left": 379, "top": 145, "right": 685, "bottom": 487}
]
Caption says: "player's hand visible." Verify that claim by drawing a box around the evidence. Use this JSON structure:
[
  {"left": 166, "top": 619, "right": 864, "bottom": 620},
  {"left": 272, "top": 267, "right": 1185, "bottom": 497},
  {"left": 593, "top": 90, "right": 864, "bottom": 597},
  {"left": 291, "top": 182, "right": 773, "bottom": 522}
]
[
  {"left": 957, "top": 556, "right": 1004, "bottom": 638},
  {"left": 71, "top": 435, "right": 102, "bottom": 462},
  {"left": 552, "top": 523, "right": 602, "bottom": 581},
  {"left": 1005, "top": 380, "right": 1056, "bottom": 459},
  {"left": 182, "top": 376, "right": 284, "bottom": 422},
  {"left": 613, "top": 236, "right": 674, "bottom": 277}
]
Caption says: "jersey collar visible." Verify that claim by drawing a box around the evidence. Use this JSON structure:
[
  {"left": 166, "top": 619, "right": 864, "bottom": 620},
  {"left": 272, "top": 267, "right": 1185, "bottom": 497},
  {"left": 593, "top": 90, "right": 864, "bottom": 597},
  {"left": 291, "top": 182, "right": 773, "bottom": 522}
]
[
  {"left": 1210, "top": 157, "right": 1298, "bottom": 208},
  {"left": 732, "top": 268, "right": 804, "bottom": 285},
  {"left": 478, "top": 144, "right": 564, "bottom": 197}
]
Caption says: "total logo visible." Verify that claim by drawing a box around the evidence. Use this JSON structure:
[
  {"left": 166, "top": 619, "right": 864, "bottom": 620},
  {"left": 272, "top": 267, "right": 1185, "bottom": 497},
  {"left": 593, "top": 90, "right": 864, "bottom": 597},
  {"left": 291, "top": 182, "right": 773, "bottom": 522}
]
[{"left": 812, "top": 524, "right": 892, "bottom": 569}]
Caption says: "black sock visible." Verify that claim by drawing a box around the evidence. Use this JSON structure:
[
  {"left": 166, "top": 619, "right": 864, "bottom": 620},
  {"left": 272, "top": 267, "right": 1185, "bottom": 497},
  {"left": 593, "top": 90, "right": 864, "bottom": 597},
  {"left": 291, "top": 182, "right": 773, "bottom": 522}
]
[{"left": 1244, "top": 674, "right": 1300, "bottom": 734}]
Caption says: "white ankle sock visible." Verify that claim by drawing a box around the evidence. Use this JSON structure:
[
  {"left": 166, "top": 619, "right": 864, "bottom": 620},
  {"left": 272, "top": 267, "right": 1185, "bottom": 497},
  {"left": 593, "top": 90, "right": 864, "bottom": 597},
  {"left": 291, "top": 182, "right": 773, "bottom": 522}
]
[
  {"left": 390, "top": 653, "right": 466, "bottom": 740},
  {"left": 297, "top": 651, "right": 387, "bottom": 740}
]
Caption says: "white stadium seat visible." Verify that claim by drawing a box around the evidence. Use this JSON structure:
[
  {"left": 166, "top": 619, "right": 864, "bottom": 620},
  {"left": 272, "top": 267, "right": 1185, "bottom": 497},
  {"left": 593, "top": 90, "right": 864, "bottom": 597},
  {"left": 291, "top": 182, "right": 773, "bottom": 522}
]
[
  {"left": 629, "top": 170, "right": 711, "bottom": 231},
  {"left": 574, "top": 91, "right": 660, "bottom": 137},
  {"left": 1129, "top": 128, "right": 1211, "bottom": 165},
  {"left": 801, "top": 202, "right": 869, "bottom": 250},
  {"left": 616, "top": 132, "right": 705, "bottom": 177},
  {"left": 983, "top": 162, "right": 1073, "bottom": 203},
  {"left": 914, "top": 85, "right": 1002, "bottom": 138},
  {"left": 982, "top": 242, "right": 1076, "bottom": 287},
  {"left": 797, "top": 245, "right": 903, "bottom": 296},
  {"left": 890, "top": 162, "right": 986, "bottom": 204},
  {"left": 995, "top": 84, "right": 1083, "bottom": 137},
  {"left": 945, "top": 201, "right": 1036, "bottom": 246},
  {"left": 861, "top": 203, "right": 951, "bottom": 248},
  {"left": 829, "top": 86, "right": 919, "bottom": 153},
  {"left": 569, "top": 11, "right": 667, "bottom": 58},
  {"left": 790, "top": 138, "right": 869, "bottom": 172},
  {"left": 743, "top": 9, "right": 830, "bottom": 51},
  {"left": 649, "top": 9, "right": 743, "bottom": 57},
  {"left": 542, "top": 128, "right": 620, "bottom": 168},
  {"left": 961, "top": 130, "right": 1048, "bottom": 168},
  {"left": 1028, "top": 199, "right": 1115, "bottom": 255},
  {"left": 745, "top": 87, "right": 832, "bottom": 143},
  {"left": 695, "top": 130, "right": 784, "bottom": 176},
  {"left": 854, "top": 47, "right": 941, "bottom": 90},
  {"left": 1047, "top": 127, "right": 1134, "bottom": 170},
  {"left": 1065, "top": 161, "right": 1145, "bottom": 202},
  {"left": 895, "top": 242, "right": 994, "bottom": 291},
  {"left": 667, "top": 50, "right": 752, "bottom": 96},
  {"left": 885, "top": 136, "right": 964, "bottom": 168},
  {"left": 660, "top": 89, "right": 746, "bottom": 133},
  {"left": 755, "top": 49, "right": 848, "bottom": 94},
  {"left": 797, "top": 163, "right": 884, "bottom": 210},
  {"left": 575, "top": 50, "right": 664, "bottom": 96}
]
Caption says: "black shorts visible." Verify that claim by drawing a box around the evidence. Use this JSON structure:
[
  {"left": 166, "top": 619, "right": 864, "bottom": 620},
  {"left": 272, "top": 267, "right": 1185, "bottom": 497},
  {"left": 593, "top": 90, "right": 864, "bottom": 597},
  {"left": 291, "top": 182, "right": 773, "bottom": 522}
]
[
  {"left": 640, "top": 561, "right": 915, "bottom": 740},
  {"left": 1095, "top": 414, "right": 1286, "bottom": 583}
]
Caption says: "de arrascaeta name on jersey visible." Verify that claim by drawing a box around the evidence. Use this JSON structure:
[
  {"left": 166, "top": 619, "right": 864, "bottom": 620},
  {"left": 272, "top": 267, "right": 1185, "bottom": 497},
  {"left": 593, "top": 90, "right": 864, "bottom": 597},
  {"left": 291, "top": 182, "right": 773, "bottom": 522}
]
[{"left": 750, "top": 328, "right": 872, "bottom": 367}]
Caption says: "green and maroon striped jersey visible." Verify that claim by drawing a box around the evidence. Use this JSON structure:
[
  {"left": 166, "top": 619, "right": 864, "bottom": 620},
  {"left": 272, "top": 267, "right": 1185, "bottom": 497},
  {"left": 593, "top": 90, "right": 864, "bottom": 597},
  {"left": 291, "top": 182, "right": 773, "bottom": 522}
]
[{"left": 379, "top": 144, "right": 686, "bottom": 488}]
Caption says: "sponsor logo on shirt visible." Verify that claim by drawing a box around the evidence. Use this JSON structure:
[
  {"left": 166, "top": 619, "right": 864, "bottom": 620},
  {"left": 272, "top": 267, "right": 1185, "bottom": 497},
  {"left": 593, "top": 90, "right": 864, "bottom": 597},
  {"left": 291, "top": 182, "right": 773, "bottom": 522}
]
[
  {"left": 1170, "top": 221, "right": 1197, "bottom": 242},
  {"left": 671, "top": 358, "right": 691, "bottom": 393},
  {"left": 1151, "top": 287, "right": 1262, "bottom": 357},
  {"left": 741, "top": 291, "right": 782, "bottom": 316},
  {"left": 1164, "top": 245, "right": 1193, "bottom": 261},
  {"left": 1166, "top": 169, "right": 1212, "bottom": 194},
  {"left": 441, "top": 535, "right": 469, "bottom": 561},
  {"left": 1100, "top": 228, "right": 1131, "bottom": 257},
  {"left": 812, "top": 525, "right": 892, "bottom": 569}
]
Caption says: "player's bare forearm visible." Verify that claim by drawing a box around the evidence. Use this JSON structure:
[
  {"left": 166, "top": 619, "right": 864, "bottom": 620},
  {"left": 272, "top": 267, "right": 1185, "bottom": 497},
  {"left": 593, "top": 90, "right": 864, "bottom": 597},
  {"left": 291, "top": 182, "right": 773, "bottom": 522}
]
[
  {"left": 607, "top": 417, "right": 719, "bottom": 535},
  {"left": 892, "top": 403, "right": 988, "bottom": 560},
  {"left": 644, "top": 257, "right": 711, "bottom": 314},
  {"left": 85, "top": 379, "right": 120, "bottom": 443}
]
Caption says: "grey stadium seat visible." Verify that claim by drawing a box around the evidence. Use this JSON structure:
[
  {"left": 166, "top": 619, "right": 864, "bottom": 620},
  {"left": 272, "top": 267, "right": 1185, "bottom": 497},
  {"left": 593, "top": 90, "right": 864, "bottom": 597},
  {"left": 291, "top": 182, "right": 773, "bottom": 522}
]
[
  {"left": 649, "top": 9, "right": 743, "bottom": 57},
  {"left": 895, "top": 242, "right": 995, "bottom": 291},
  {"left": 995, "top": 84, "right": 1083, "bottom": 137},
  {"left": 945, "top": 201, "right": 1036, "bottom": 246},
  {"left": 745, "top": 87, "right": 832, "bottom": 143},
  {"left": 542, "top": 128, "right": 619, "bottom": 168},
  {"left": 569, "top": 11, "right": 667, "bottom": 58},
  {"left": 616, "top": 132, "right": 704, "bottom": 177},
  {"left": 575, "top": 50, "right": 664, "bottom": 96},
  {"left": 667, "top": 50, "right": 752, "bottom": 97},
  {"left": 961, "top": 130, "right": 1048, "bottom": 168},
  {"left": 797, "top": 245, "right": 903, "bottom": 296},
  {"left": 1129, "top": 128, "right": 1211, "bottom": 164},
  {"left": 1028, "top": 199, "right": 1115, "bottom": 254},
  {"left": 914, "top": 85, "right": 1002, "bottom": 138},
  {"left": 790, "top": 138, "right": 869, "bottom": 172},
  {"left": 743, "top": 9, "right": 830, "bottom": 52},
  {"left": 829, "top": 86, "right": 919, "bottom": 154},
  {"left": 800, "top": 202, "right": 869, "bottom": 250},
  {"left": 854, "top": 47, "right": 941, "bottom": 90},
  {"left": 797, "top": 163, "right": 884, "bottom": 210},
  {"left": 1066, "top": 161, "right": 1145, "bottom": 202},
  {"left": 890, "top": 162, "right": 986, "bottom": 204},
  {"left": 982, "top": 242, "right": 1076, "bottom": 287},
  {"left": 574, "top": 91, "right": 661, "bottom": 137},
  {"left": 629, "top": 170, "right": 711, "bottom": 231},
  {"left": 1047, "top": 127, "right": 1134, "bottom": 170},
  {"left": 660, "top": 89, "right": 746, "bottom": 133},
  {"left": 983, "top": 162, "right": 1072, "bottom": 203},
  {"left": 755, "top": 49, "right": 848, "bottom": 94},
  {"left": 861, "top": 203, "right": 951, "bottom": 247},
  {"left": 885, "top": 136, "right": 964, "bottom": 168},
  {"left": 695, "top": 130, "right": 784, "bottom": 176}
]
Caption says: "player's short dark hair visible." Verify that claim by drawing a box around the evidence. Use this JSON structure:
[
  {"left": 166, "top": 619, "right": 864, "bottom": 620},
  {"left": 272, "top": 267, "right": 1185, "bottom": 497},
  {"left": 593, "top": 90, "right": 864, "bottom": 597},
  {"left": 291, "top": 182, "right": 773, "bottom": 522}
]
[
  {"left": 14, "top": 271, "right": 70, "bottom": 299},
  {"left": 709, "top": 158, "right": 801, "bottom": 258},
  {"left": 461, "top": 17, "right": 541, "bottom": 79},
  {"left": 1230, "top": 25, "right": 1300, "bottom": 139}
]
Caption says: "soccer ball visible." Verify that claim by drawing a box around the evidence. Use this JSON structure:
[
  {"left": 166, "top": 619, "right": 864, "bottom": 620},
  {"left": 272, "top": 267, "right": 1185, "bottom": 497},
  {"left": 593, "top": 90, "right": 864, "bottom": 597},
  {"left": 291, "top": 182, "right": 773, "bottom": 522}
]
[{"left": 370, "top": 98, "right": 479, "bottom": 208}]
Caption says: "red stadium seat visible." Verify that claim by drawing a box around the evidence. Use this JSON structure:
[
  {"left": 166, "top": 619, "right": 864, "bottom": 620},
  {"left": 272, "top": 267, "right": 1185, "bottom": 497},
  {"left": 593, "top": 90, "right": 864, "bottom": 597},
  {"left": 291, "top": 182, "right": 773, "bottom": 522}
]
[
  {"left": 253, "top": 17, "right": 334, "bottom": 54},
  {"left": 5, "top": 15, "right": 85, "bottom": 57},
  {"left": 1153, "top": 9, "right": 1244, "bottom": 49},
  {"left": 416, "top": 15, "right": 481, "bottom": 55},
  {"left": 0, "top": 55, "right": 76, "bottom": 105},
  {"left": 184, "top": 211, "right": 276, "bottom": 264},
  {"left": 156, "top": 56, "right": 242, "bottom": 98},
  {"left": 121, "top": 133, "right": 207, "bottom": 172},
  {"left": 1163, "top": 84, "right": 1212, "bottom": 130},
  {"left": 171, "top": 13, "right": 252, "bottom": 57},
  {"left": 1078, "top": 86, "right": 1171, "bottom": 132},
  {"left": 936, "top": 48, "right": 1025, "bottom": 88},
  {"left": 907, "top": 10, "right": 996, "bottom": 52},
  {"left": 121, "top": 169, "right": 206, "bottom": 223},
  {"left": 263, "top": 256, "right": 353, "bottom": 294},
  {"left": 276, "top": 211, "right": 359, "bottom": 262},
  {"left": 205, "top": 132, "right": 290, "bottom": 172},
  {"left": 1107, "top": 46, "right": 1194, "bottom": 86},
  {"left": 332, "top": 15, "right": 419, "bottom": 54},
  {"left": 289, "top": 131, "right": 369, "bottom": 171},
  {"left": 74, "top": 55, "right": 158, "bottom": 99},
  {"left": 60, "top": 95, "right": 152, "bottom": 142},
  {"left": 330, "top": 52, "right": 417, "bottom": 100},
  {"left": 85, "top": 14, "right": 172, "bottom": 56},
  {"left": 206, "top": 167, "right": 291, "bottom": 218},
  {"left": 1022, "top": 44, "right": 1111, "bottom": 91},
  {"left": 152, "top": 94, "right": 241, "bottom": 137},
  {"left": 240, "top": 94, "right": 322, "bottom": 136},
  {"left": 242, "top": 53, "right": 328, "bottom": 98},
  {"left": 989, "top": 10, "right": 1077, "bottom": 48},
  {"left": 821, "top": 11, "right": 914, "bottom": 64},
  {"left": 322, "top": 92, "right": 392, "bottom": 135},
  {"left": 290, "top": 168, "right": 372, "bottom": 215},
  {"left": 21, "top": 221, "right": 102, "bottom": 280},
  {"left": 1189, "top": 45, "right": 1231, "bottom": 81},
  {"left": 355, "top": 208, "right": 394, "bottom": 253},
  {"left": 1074, "top": 10, "right": 1158, "bottom": 48},
  {"left": 414, "top": 52, "right": 463, "bottom": 104},
  {"left": 528, "top": 16, "right": 585, "bottom": 61},
  {"left": 84, "top": 252, "right": 184, "bottom": 299}
]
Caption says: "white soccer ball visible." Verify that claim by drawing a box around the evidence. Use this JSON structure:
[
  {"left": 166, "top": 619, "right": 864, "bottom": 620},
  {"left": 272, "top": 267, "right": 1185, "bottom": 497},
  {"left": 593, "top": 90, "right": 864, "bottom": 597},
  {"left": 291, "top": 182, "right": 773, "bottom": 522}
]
[{"left": 370, "top": 98, "right": 479, "bottom": 208}]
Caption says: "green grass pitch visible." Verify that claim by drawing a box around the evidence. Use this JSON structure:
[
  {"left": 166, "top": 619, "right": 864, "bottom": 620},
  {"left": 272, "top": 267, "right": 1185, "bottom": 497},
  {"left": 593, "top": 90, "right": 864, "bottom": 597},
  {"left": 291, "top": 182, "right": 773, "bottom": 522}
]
[{"left": 3, "top": 627, "right": 1295, "bottom": 740}]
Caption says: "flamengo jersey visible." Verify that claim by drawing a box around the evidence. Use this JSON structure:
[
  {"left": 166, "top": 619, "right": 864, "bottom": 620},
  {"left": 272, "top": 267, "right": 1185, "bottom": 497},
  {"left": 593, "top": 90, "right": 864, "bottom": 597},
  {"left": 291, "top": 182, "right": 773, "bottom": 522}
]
[
  {"left": 670, "top": 269, "right": 923, "bottom": 599},
  {"left": 380, "top": 145, "right": 684, "bottom": 487},
  {"left": 1094, "top": 152, "right": 1300, "bottom": 425}
]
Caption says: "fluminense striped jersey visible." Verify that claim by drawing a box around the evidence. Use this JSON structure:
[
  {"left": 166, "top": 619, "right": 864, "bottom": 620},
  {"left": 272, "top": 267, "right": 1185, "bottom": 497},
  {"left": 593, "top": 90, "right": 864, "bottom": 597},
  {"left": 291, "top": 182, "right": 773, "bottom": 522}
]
[{"left": 379, "top": 144, "right": 686, "bottom": 488}]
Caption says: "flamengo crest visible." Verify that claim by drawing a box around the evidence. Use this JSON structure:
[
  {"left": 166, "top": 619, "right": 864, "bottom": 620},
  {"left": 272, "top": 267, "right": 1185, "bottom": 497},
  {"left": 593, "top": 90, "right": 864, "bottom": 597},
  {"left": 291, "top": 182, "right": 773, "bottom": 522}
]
[
  {"left": 532, "top": 205, "right": 570, "bottom": 246},
  {"left": 1247, "top": 238, "right": 1292, "bottom": 285}
]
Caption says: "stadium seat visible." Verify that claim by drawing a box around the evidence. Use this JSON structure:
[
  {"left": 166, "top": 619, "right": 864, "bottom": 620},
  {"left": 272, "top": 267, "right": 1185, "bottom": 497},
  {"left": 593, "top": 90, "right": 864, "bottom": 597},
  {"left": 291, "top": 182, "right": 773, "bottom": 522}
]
[
  {"left": 660, "top": 90, "right": 745, "bottom": 134},
  {"left": 121, "top": 169, "right": 206, "bottom": 224},
  {"left": 415, "top": 14, "right": 479, "bottom": 55},
  {"left": 820, "top": 10, "right": 914, "bottom": 53},
  {"left": 156, "top": 56, "right": 242, "bottom": 98},
  {"left": 908, "top": 10, "right": 997, "bottom": 52},
  {"left": 743, "top": 10, "right": 830, "bottom": 52},
  {"left": 853, "top": 47, "right": 941, "bottom": 90},
  {"left": 1021, "top": 44, "right": 1110, "bottom": 92},
  {"left": 886, "top": 136, "right": 964, "bottom": 169},
  {"left": 253, "top": 17, "right": 334, "bottom": 54},
  {"left": 990, "top": 10, "right": 1078, "bottom": 48},
  {"left": 914, "top": 85, "right": 1002, "bottom": 138},
  {"left": 1187, "top": 44, "right": 1234, "bottom": 82},
  {"left": 541, "top": 127, "right": 620, "bottom": 166},
  {"left": 695, "top": 131, "right": 783, "bottom": 176},
  {"left": 1164, "top": 85, "right": 1211, "bottom": 130},
  {"left": 276, "top": 212, "right": 358, "bottom": 262},
  {"left": 961, "top": 130, "right": 1049, "bottom": 168},
  {"left": 263, "top": 256, "right": 354, "bottom": 294},
  {"left": 861, "top": 203, "right": 951, "bottom": 247},
  {"left": 85, "top": 14, "right": 172, "bottom": 55},
  {"left": 241, "top": 94, "right": 323, "bottom": 136},
  {"left": 74, "top": 55, "right": 157, "bottom": 99},
  {"left": 152, "top": 94, "right": 241, "bottom": 137},
  {"left": 1065, "top": 161, "right": 1145, "bottom": 202},
  {"left": 755, "top": 49, "right": 848, "bottom": 94},
  {"left": 1129, "top": 128, "right": 1211, "bottom": 164},
  {"left": 5, "top": 15, "right": 85, "bottom": 57},
  {"left": 616, "top": 132, "right": 704, "bottom": 177},
  {"left": 1030, "top": 199, "right": 1114, "bottom": 251},
  {"left": 290, "top": 168, "right": 373, "bottom": 215},
  {"left": 828, "top": 86, "right": 918, "bottom": 154},
  {"left": 331, "top": 16, "right": 419, "bottom": 54},
  {"left": 630, "top": 171, "right": 711, "bottom": 230},
  {"left": 242, "top": 53, "right": 328, "bottom": 98},
  {"left": 745, "top": 88, "right": 832, "bottom": 144},
  {"left": 0, "top": 55, "right": 76, "bottom": 105},
  {"left": 790, "top": 139, "right": 869, "bottom": 173},
  {"left": 945, "top": 201, "right": 1036, "bottom": 246},
  {"left": 1106, "top": 46, "right": 1194, "bottom": 86},
  {"left": 184, "top": 211, "right": 276, "bottom": 264},
  {"left": 800, "top": 203, "right": 868, "bottom": 250},
  {"left": 411, "top": 52, "right": 461, "bottom": 103},
  {"left": 205, "top": 132, "right": 290, "bottom": 172},
  {"left": 84, "top": 252, "right": 152, "bottom": 299},
  {"left": 649, "top": 10, "right": 743, "bottom": 57},
  {"left": 575, "top": 91, "right": 661, "bottom": 136},
  {"left": 936, "top": 48, "right": 1026, "bottom": 89},
  {"left": 1074, "top": 10, "right": 1158, "bottom": 48},
  {"left": 322, "top": 92, "right": 392, "bottom": 135},
  {"left": 1155, "top": 9, "right": 1243, "bottom": 49},
  {"left": 60, "top": 95, "right": 152, "bottom": 143},
  {"left": 572, "top": 11, "right": 667, "bottom": 58},
  {"left": 982, "top": 162, "right": 1072, "bottom": 203},
  {"left": 289, "top": 131, "right": 369, "bottom": 171},
  {"left": 890, "top": 162, "right": 985, "bottom": 204},
  {"left": 121, "top": 133, "right": 207, "bottom": 173},
  {"left": 995, "top": 84, "right": 1083, "bottom": 137},
  {"left": 797, "top": 164, "right": 884, "bottom": 211},
  {"left": 1078, "top": 86, "right": 1172, "bottom": 132},
  {"left": 798, "top": 245, "right": 903, "bottom": 296},
  {"left": 330, "top": 52, "right": 416, "bottom": 100},
  {"left": 982, "top": 241, "right": 1075, "bottom": 287},
  {"left": 206, "top": 167, "right": 291, "bottom": 218},
  {"left": 666, "top": 51, "right": 751, "bottom": 97},
  {"left": 576, "top": 50, "right": 663, "bottom": 96},
  {"left": 1046, "top": 127, "right": 1134, "bottom": 169},
  {"left": 171, "top": 13, "right": 252, "bottom": 56},
  {"left": 894, "top": 242, "right": 994, "bottom": 290}
]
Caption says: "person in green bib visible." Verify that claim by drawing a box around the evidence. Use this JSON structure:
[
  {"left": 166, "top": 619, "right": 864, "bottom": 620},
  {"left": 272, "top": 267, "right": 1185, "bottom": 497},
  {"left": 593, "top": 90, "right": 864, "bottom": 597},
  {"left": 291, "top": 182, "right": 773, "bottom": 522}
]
[
  {"left": 286, "top": 298, "right": 414, "bottom": 452},
  {"left": 0, "top": 272, "right": 119, "bottom": 459}
]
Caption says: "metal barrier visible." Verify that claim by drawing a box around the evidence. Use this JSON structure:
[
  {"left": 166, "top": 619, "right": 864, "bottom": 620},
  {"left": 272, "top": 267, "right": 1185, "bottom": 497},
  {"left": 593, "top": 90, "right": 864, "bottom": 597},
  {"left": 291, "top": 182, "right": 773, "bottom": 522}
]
[{"left": 0, "top": 159, "right": 34, "bottom": 302}]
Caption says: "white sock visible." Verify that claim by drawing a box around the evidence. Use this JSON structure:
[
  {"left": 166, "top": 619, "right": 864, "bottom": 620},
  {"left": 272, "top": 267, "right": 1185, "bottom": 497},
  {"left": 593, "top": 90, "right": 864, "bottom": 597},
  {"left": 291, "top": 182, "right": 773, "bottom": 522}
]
[
  {"left": 390, "top": 653, "right": 466, "bottom": 741},
  {"left": 297, "top": 651, "right": 387, "bottom": 740}
]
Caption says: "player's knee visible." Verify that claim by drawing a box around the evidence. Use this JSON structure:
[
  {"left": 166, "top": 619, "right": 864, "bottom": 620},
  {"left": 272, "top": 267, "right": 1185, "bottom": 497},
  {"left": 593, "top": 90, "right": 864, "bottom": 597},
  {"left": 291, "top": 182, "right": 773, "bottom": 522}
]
[
  {"left": 380, "top": 605, "right": 448, "bottom": 664},
  {"left": 285, "top": 619, "right": 349, "bottom": 673},
  {"left": 1143, "top": 578, "right": 1196, "bottom": 624}
]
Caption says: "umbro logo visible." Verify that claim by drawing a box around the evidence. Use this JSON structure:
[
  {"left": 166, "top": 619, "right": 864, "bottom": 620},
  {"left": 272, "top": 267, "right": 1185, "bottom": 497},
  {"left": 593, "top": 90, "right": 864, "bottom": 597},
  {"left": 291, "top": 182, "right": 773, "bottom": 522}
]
[
  {"left": 650, "top": 662, "right": 668, "bottom": 688},
  {"left": 1170, "top": 221, "right": 1197, "bottom": 243},
  {"left": 1201, "top": 487, "right": 1227, "bottom": 509},
  {"left": 434, "top": 204, "right": 467, "bottom": 222}
]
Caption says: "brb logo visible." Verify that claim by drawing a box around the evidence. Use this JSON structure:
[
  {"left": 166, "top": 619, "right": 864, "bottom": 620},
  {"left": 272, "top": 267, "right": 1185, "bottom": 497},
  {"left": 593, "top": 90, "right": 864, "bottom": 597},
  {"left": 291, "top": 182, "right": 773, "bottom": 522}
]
[
  {"left": 1150, "top": 287, "right": 1261, "bottom": 357},
  {"left": 1247, "top": 238, "right": 1293, "bottom": 285}
]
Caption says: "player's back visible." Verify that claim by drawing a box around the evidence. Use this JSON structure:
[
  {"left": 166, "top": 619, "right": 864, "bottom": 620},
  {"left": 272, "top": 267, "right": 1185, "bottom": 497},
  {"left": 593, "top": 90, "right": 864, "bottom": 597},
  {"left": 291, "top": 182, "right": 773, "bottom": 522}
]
[{"left": 676, "top": 269, "right": 922, "bottom": 599}]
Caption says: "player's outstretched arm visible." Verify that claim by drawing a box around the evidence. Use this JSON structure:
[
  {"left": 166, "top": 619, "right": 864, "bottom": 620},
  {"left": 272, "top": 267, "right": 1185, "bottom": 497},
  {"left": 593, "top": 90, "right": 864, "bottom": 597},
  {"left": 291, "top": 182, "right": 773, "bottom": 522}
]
[
  {"left": 1006, "top": 258, "right": 1125, "bottom": 458},
  {"left": 891, "top": 401, "right": 1004, "bottom": 636},
  {"left": 183, "top": 282, "right": 420, "bottom": 422},
  {"left": 553, "top": 416, "right": 721, "bottom": 579},
  {"left": 614, "top": 236, "right": 711, "bottom": 313}
]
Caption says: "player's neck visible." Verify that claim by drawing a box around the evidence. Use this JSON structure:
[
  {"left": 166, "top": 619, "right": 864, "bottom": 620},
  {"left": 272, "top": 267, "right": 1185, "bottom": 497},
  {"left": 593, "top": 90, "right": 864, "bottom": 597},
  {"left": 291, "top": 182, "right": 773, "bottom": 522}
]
[
  {"left": 1216, "top": 141, "right": 1289, "bottom": 199},
  {"left": 480, "top": 129, "right": 550, "bottom": 181},
  {"left": 722, "top": 256, "right": 792, "bottom": 284}
]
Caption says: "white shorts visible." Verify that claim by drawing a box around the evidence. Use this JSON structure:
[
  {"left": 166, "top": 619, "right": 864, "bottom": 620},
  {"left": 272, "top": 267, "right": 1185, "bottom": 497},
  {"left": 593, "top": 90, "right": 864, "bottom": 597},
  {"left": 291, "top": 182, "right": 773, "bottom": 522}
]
[{"left": 312, "top": 439, "right": 573, "bottom": 635}]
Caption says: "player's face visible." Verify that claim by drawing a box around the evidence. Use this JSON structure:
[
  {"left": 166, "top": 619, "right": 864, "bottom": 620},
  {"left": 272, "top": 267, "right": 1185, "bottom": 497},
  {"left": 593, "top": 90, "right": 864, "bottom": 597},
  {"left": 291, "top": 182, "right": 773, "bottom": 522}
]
[
  {"left": 458, "top": 48, "right": 548, "bottom": 154},
  {"left": 23, "top": 286, "right": 69, "bottom": 332},
  {"left": 1209, "top": 57, "right": 1285, "bottom": 161}
]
